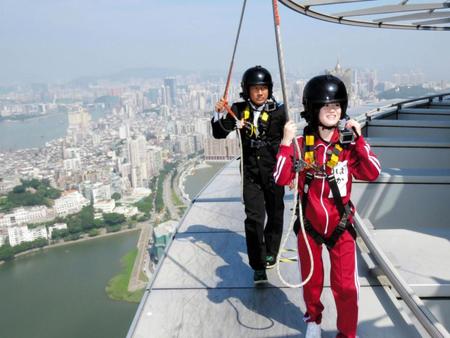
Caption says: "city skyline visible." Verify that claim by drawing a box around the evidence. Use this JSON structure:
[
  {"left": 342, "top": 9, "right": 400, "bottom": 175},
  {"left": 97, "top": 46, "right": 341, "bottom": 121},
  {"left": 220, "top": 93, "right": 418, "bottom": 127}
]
[{"left": 0, "top": 0, "right": 448, "bottom": 84}]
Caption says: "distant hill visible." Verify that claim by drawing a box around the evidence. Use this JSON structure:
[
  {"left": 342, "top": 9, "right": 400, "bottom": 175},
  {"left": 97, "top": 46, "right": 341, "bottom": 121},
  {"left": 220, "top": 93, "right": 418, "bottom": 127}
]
[
  {"left": 69, "top": 67, "right": 204, "bottom": 86},
  {"left": 377, "top": 85, "right": 437, "bottom": 100},
  {"left": 106, "top": 67, "right": 189, "bottom": 80}
]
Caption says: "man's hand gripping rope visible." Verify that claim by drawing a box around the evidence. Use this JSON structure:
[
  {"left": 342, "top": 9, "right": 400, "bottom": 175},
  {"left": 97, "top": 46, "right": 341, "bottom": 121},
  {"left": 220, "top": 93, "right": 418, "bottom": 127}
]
[{"left": 216, "top": 98, "right": 256, "bottom": 136}]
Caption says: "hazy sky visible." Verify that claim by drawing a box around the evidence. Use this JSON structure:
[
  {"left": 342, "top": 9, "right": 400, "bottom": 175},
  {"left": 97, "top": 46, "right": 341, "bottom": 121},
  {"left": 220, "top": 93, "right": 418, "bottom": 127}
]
[{"left": 0, "top": 0, "right": 448, "bottom": 84}]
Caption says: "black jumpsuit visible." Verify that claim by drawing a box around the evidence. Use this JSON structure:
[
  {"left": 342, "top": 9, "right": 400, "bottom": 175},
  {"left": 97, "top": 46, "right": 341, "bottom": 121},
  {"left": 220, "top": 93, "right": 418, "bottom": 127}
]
[{"left": 211, "top": 101, "right": 286, "bottom": 270}]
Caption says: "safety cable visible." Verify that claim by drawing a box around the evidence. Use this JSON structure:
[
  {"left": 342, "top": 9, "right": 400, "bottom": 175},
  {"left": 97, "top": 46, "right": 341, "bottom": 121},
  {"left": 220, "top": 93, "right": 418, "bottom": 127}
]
[
  {"left": 220, "top": 0, "right": 248, "bottom": 204},
  {"left": 223, "top": 0, "right": 247, "bottom": 101},
  {"left": 272, "top": 0, "right": 314, "bottom": 288}
]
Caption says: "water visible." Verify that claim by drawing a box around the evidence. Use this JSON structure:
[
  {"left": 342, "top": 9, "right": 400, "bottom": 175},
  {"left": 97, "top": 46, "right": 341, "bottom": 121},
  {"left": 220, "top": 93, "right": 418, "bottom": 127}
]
[
  {"left": 183, "top": 162, "right": 226, "bottom": 199},
  {"left": 0, "top": 232, "right": 139, "bottom": 338},
  {"left": 0, "top": 162, "right": 225, "bottom": 338},
  {"left": 0, "top": 109, "right": 108, "bottom": 151}
]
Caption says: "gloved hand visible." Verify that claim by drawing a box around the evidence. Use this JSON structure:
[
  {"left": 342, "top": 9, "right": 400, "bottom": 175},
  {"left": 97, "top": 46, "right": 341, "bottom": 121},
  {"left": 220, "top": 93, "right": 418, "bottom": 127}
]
[{"left": 235, "top": 119, "right": 244, "bottom": 129}]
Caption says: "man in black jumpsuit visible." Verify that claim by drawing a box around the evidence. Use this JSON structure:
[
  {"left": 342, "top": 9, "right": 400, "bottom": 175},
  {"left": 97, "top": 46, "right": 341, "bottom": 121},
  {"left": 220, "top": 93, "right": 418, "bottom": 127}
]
[{"left": 211, "top": 66, "right": 286, "bottom": 284}]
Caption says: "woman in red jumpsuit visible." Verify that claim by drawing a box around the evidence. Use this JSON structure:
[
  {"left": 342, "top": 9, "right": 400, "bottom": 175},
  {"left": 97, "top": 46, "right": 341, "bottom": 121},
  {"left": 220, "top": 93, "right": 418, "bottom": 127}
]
[{"left": 273, "top": 75, "right": 381, "bottom": 338}]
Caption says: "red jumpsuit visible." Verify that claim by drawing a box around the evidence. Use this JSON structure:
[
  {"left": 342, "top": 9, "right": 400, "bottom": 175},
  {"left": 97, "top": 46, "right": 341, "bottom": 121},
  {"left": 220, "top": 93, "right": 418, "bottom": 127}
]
[{"left": 273, "top": 130, "right": 381, "bottom": 338}]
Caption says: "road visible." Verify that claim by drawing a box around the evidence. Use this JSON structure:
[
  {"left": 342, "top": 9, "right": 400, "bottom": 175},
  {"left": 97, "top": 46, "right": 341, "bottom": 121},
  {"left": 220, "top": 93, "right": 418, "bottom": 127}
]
[{"left": 128, "top": 222, "right": 152, "bottom": 292}]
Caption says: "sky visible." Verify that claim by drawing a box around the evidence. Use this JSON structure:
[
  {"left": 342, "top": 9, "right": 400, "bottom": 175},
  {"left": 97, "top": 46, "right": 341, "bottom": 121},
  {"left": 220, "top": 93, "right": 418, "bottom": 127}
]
[{"left": 0, "top": 0, "right": 448, "bottom": 84}]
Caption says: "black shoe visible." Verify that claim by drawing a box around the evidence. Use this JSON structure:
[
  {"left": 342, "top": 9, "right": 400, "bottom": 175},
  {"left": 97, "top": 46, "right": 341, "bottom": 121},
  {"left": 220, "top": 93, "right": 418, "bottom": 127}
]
[
  {"left": 253, "top": 269, "right": 268, "bottom": 285},
  {"left": 265, "top": 255, "right": 277, "bottom": 269}
]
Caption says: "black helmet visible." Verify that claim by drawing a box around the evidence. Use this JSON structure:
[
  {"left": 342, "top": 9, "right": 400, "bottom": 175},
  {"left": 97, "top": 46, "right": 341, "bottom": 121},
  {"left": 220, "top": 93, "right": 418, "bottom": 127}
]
[
  {"left": 240, "top": 66, "right": 273, "bottom": 101},
  {"left": 301, "top": 74, "right": 348, "bottom": 128}
]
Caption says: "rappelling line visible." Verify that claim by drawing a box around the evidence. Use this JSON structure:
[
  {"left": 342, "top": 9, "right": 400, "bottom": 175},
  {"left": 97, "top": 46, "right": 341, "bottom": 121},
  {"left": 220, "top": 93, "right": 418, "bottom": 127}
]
[
  {"left": 223, "top": 0, "right": 247, "bottom": 102},
  {"left": 272, "top": 0, "right": 289, "bottom": 115},
  {"left": 221, "top": 0, "right": 247, "bottom": 118},
  {"left": 272, "top": 0, "right": 314, "bottom": 288},
  {"left": 220, "top": 0, "right": 248, "bottom": 204}
]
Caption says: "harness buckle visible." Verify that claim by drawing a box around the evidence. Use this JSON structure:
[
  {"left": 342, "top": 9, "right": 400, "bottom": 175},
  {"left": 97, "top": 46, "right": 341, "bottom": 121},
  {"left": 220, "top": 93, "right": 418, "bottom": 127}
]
[{"left": 294, "top": 160, "right": 306, "bottom": 173}]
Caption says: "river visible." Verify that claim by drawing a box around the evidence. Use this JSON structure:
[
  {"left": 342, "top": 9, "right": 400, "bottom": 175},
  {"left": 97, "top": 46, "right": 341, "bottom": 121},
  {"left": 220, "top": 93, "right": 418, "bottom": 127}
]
[
  {"left": 0, "top": 232, "right": 139, "bottom": 338},
  {"left": 0, "top": 109, "right": 108, "bottom": 151},
  {"left": 0, "top": 161, "right": 225, "bottom": 338},
  {"left": 182, "top": 161, "right": 226, "bottom": 200}
]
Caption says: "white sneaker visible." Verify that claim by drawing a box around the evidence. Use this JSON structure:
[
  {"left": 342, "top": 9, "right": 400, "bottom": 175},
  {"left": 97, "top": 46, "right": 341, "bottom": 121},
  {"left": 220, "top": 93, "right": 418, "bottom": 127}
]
[{"left": 305, "top": 322, "right": 321, "bottom": 338}]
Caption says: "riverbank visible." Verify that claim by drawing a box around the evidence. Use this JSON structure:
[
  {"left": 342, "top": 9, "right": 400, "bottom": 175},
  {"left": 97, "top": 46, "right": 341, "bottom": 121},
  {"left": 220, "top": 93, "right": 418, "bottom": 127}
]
[
  {"left": 178, "top": 157, "right": 207, "bottom": 202},
  {"left": 0, "top": 111, "right": 62, "bottom": 123},
  {"left": 179, "top": 160, "right": 227, "bottom": 200},
  {"left": 0, "top": 225, "right": 143, "bottom": 265},
  {"left": 105, "top": 248, "right": 145, "bottom": 303},
  {"left": 0, "top": 230, "right": 139, "bottom": 338}
]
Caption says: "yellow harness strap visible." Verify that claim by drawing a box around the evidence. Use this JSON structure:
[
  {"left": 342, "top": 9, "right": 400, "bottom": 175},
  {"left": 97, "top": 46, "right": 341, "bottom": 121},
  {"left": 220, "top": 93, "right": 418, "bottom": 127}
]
[
  {"left": 304, "top": 135, "right": 315, "bottom": 165},
  {"left": 303, "top": 134, "right": 342, "bottom": 169},
  {"left": 326, "top": 143, "right": 343, "bottom": 169}
]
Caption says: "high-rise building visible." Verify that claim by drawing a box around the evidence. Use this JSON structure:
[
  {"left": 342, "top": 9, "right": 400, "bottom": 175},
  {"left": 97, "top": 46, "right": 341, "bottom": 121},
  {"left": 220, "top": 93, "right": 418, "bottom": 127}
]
[
  {"left": 204, "top": 137, "right": 240, "bottom": 161},
  {"left": 119, "top": 122, "right": 131, "bottom": 139},
  {"left": 147, "top": 146, "right": 163, "bottom": 177},
  {"left": 164, "top": 78, "right": 177, "bottom": 106},
  {"left": 327, "top": 59, "right": 353, "bottom": 103},
  {"left": 68, "top": 108, "right": 91, "bottom": 132},
  {"left": 127, "top": 135, "right": 149, "bottom": 188},
  {"left": 146, "top": 88, "right": 160, "bottom": 104},
  {"left": 194, "top": 118, "right": 211, "bottom": 137},
  {"left": 67, "top": 108, "right": 92, "bottom": 145}
]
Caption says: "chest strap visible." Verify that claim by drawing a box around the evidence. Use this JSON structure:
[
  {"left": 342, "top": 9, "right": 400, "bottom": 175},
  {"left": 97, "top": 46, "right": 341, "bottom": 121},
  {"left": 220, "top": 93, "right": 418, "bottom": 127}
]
[{"left": 242, "top": 105, "right": 271, "bottom": 140}]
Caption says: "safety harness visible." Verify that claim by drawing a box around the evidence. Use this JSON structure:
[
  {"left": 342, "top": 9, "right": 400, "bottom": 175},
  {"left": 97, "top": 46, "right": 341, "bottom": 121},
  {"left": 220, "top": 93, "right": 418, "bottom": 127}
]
[
  {"left": 241, "top": 103, "right": 273, "bottom": 149},
  {"left": 299, "top": 134, "right": 356, "bottom": 250}
]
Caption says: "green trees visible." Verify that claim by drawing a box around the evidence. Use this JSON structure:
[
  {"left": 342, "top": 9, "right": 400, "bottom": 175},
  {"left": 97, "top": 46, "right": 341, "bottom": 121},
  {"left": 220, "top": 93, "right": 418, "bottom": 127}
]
[
  {"left": 134, "top": 195, "right": 152, "bottom": 215},
  {"left": 0, "top": 238, "right": 49, "bottom": 261},
  {"left": 51, "top": 228, "right": 69, "bottom": 240},
  {"left": 88, "top": 229, "right": 99, "bottom": 237},
  {"left": 103, "top": 213, "right": 126, "bottom": 233},
  {"left": 1, "top": 179, "right": 62, "bottom": 212},
  {"left": 103, "top": 213, "right": 126, "bottom": 226},
  {"left": 65, "top": 205, "right": 96, "bottom": 233},
  {"left": 155, "top": 176, "right": 165, "bottom": 212},
  {"left": 0, "top": 244, "right": 15, "bottom": 261},
  {"left": 47, "top": 207, "right": 127, "bottom": 242},
  {"left": 111, "top": 192, "right": 122, "bottom": 201}
]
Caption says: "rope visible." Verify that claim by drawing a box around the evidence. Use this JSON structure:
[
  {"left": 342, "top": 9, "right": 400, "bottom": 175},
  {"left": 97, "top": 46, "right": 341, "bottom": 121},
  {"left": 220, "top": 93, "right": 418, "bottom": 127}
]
[
  {"left": 272, "top": 0, "right": 314, "bottom": 288},
  {"left": 219, "top": 0, "right": 247, "bottom": 204},
  {"left": 272, "top": 0, "right": 289, "bottom": 116},
  {"left": 223, "top": 0, "right": 247, "bottom": 101}
]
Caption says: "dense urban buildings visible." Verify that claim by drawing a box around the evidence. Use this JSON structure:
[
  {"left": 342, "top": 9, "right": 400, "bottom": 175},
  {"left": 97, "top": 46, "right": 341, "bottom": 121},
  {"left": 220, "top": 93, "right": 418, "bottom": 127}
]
[{"left": 0, "top": 62, "right": 448, "bottom": 247}]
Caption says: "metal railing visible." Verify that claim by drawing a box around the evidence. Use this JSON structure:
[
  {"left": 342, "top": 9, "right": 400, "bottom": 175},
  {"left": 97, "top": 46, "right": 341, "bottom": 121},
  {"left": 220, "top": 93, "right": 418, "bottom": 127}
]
[
  {"left": 354, "top": 213, "right": 450, "bottom": 338},
  {"left": 353, "top": 94, "right": 450, "bottom": 337},
  {"left": 126, "top": 93, "right": 450, "bottom": 338},
  {"left": 351, "top": 92, "right": 450, "bottom": 126}
]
